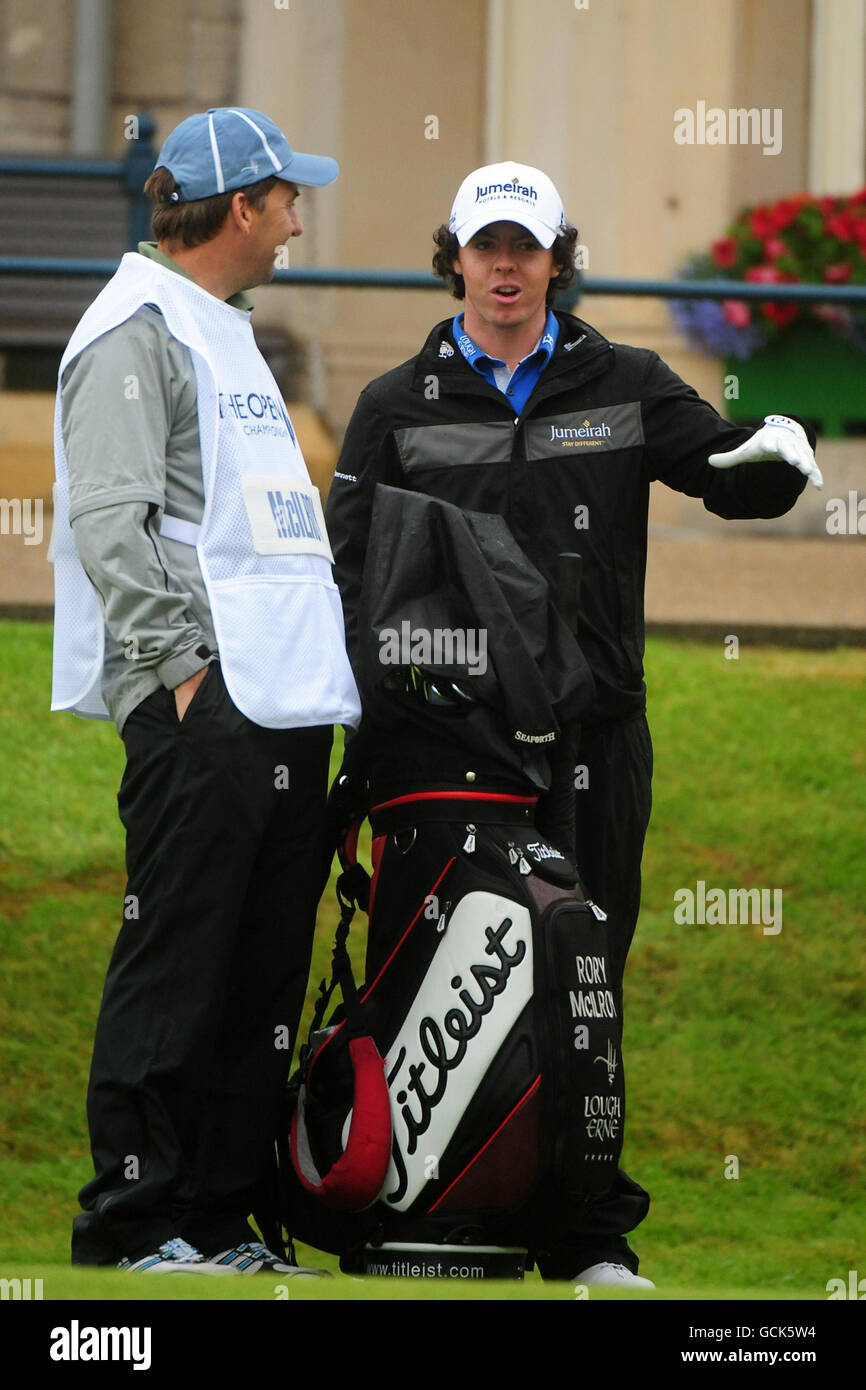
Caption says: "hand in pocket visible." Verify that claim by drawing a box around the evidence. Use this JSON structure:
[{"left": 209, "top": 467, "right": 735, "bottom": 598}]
[{"left": 173, "top": 665, "right": 210, "bottom": 722}]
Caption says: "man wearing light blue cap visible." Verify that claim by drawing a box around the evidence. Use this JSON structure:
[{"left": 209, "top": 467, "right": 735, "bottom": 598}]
[
  {"left": 55, "top": 108, "right": 359, "bottom": 1276},
  {"left": 159, "top": 106, "right": 339, "bottom": 202}
]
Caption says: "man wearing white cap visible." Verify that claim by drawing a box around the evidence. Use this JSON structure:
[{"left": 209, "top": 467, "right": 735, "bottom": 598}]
[
  {"left": 325, "top": 161, "right": 820, "bottom": 1286},
  {"left": 54, "top": 108, "right": 360, "bottom": 1274}
]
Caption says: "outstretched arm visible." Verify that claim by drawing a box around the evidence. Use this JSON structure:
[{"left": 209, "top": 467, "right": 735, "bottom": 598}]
[{"left": 640, "top": 351, "right": 814, "bottom": 519}]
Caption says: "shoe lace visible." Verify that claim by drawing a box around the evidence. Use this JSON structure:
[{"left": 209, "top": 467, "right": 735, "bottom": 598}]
[
  {"left": 159, "top": 1237, "right": 203, "bottom": 1263},
  {"left": 239, "top": 1242, "right": 281, "bottom": 1262}
]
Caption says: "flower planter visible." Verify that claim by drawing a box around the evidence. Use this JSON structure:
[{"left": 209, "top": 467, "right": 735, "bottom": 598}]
[
  {"left": 724, "top": 326, "right": 866, "bottom": 438},
  {"left": 673, "top": 186, "right": 866, "bottom": 435}
]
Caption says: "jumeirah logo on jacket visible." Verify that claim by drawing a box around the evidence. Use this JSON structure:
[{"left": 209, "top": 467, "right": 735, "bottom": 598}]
[
  {"left": 525, "top": 403, "right": 644, "bottom": 459},
  {"left": 549, "top": 418, "right": 612, "bottom": 444}
]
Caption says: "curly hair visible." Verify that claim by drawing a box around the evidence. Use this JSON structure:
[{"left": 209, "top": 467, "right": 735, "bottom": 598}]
[
  {"left": 432, "top": 222, "right": 579, "bottom": 305},
  {"left": 144, "top": 167, "right": 279, "bottom": 249}
]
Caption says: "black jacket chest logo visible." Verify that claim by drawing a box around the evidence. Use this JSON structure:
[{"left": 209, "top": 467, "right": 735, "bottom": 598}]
[{"left": 526, "top": 403, "right": 644, "bottom": 459}]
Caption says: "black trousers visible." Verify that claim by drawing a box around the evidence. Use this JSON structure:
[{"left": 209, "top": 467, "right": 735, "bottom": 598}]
[
  {"left": 72, "top": 663, "right": 332, "bottom": 1263},
  {"left": 536, "top": 712, "right": 653, "bottom": 1279}
]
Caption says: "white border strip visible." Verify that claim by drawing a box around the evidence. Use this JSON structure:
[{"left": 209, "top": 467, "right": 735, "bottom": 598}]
[
  {"left": 207, "top": 113, "right": 225, "bottom": 193},
  {"left": 229, "top": 108, "right": 284, "bottom": 173}
]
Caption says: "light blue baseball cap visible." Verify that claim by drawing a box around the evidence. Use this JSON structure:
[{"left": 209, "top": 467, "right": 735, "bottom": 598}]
[{"left": 154, "top": 107, "right": 338, "bottom": 202}]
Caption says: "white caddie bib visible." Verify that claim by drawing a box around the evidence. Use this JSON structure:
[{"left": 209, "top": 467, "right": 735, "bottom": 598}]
[{"left": 51, "top": 253, "right": 360, "bottom": 730}]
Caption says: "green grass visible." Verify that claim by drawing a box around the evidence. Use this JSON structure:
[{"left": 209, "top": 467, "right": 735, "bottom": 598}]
[
  {"left": 0, "top": 1263, "right": 822, "bottom": 1301},
  {"left": 1, "top": 622, "right": 864, "bottom": 1301}
]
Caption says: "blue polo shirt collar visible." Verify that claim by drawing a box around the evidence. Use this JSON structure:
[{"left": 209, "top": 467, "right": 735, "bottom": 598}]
[{"left": 452, "top": 309, "right": 559, "bottom": 415}]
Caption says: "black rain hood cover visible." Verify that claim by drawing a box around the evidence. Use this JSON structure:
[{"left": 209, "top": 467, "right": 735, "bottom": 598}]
[{"left": 356, "top": 485, "right": 596, "bottom": 792}]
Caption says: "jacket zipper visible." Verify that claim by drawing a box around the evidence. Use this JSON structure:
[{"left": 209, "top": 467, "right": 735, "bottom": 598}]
[
  {"left": 516, "top": 342, "right": 614, "bottom": 424},
  {"left": 506, "top": 344, "right": 615, "bottom": 534}
]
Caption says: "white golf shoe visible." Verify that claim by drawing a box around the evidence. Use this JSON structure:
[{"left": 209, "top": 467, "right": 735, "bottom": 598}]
[{"left": 573, "top": 1261, "right": 656, "bottom": 1289}]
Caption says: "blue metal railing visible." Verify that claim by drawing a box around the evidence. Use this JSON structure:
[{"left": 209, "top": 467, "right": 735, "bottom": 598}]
[
  {"left": 2, "top": 113, "right": 866, "bottom": 307},
  {"left": 1, "top": 256, "right": 865, "bottom": 306}
]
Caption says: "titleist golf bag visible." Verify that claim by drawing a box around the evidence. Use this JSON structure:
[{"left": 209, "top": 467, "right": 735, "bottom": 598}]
[{"left": 278, "top": 487, "right": 626, "bottom": 1277}]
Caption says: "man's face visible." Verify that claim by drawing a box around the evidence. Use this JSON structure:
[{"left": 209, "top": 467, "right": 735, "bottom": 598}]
[
  {"left": 244, "top": 179, "right": 303, "bottom": 285},
  {"left": 453, "top": 221, "right": 557, "bottom": 335}
]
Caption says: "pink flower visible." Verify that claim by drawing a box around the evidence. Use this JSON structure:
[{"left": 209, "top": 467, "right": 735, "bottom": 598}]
[
  {"left": 763, "top": 237, "right": 789, "bottom": 260},
  {"left": 763, "top": 302, "right": 799, "bottom": 327},
  {"left": 825, "top": 213, "right": 857, "bottom": 241},
  {"left": 824, "top": 262, "right": 853, "bottom": 283},
  {"left": 722, "top": 300, "right": 751, "bottom": 327},
  {"left": 742, "top": 265, "right": 797, "bottom": 328},
  {"left": 749, "top": 201, "right": 800, "bottom": 236},
  {"left": 749, "top": 207, "right": 779, "bottom": 237},
  {"left": 711, "top": 237, "right": 738, "bottom": 268},
  {"left": 813, "top": 305, "right": 851, "bottom": 329},
  {"left": 745, "top": 264, "right": 785, "bottom": 283},
  {"left": 771, "top": 199, "right": 801, "bottom": 230}
]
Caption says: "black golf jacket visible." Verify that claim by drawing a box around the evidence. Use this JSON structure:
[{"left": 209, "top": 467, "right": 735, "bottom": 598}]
[{"left": 326, "top": 311, "right": 809, "bottom": 729}]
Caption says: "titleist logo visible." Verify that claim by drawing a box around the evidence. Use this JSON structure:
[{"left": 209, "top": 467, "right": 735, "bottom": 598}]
[{"left": 384, "top": 904, "right": 532, "bottom": 1208}]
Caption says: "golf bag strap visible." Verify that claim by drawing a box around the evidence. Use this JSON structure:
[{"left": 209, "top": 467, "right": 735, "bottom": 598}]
[
  {"left": 370, "top": 789, "right": 538, "bottom": 834},
  {"left": 332, "top": 865, "right": 368, "bottom": 1037},
  {"left": 289, "top": 831, "right": 391, "bottom": 1213},
  {"left": 305, "top": 858, "right": 370, "bottom": 1049}
]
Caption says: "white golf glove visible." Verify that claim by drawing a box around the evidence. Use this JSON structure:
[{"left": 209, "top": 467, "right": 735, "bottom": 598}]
[{"left": 708, "top": 415, "right": 823, "bottom": 490}]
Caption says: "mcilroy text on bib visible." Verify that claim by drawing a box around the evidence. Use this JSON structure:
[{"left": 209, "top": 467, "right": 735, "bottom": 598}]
[{"left": 241, "top": 476, "right": 334, "bottom": 561}]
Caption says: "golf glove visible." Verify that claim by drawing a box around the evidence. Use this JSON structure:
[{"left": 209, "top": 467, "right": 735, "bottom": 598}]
[{"left": 708, "top": 415, "right": 822, "bottom": 489}]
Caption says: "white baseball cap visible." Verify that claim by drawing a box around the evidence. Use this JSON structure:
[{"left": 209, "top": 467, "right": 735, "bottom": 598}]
[{"left": 449, "top": 162, "right": 566, "bottom": 248}]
